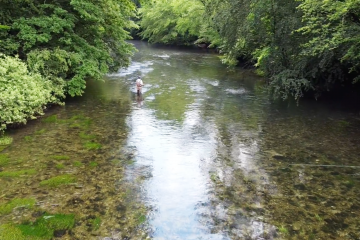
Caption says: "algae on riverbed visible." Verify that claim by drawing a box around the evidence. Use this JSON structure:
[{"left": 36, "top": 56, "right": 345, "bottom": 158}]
[
  {"left": 0, "top": 213, "right": 75, "bottom": 240},
  {"left": 0, "top": 198, "right": 35, "bottom": 215},
  {"left": 40, "top": 175, "right": 76, "bottom": 188}
]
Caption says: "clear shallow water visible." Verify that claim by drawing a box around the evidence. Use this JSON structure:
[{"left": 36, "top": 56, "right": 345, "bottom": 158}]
[{"left": 1, "top": 41, "right": 360, "bottom": 240}]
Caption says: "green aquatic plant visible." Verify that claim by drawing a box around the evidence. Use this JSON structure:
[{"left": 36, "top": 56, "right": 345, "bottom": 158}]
[
  {"left": 0, "top": 154, "right": 10, "bottom": 166},
  {"left": 42, "top": 115, "right": 58, "bottom": 123},
  {"left": 79, "top": 131, "right": 96, "bottom": 140},
  {"left": 0, "top": 198, "right": 36, "bottom": 215},
  {"left": 315, "top": 214, "right": 323, "bottom": 222},
  {"left": 17, "top": 213, "right": 75, "bottom": 239},
  {"left": 278, "top": 225, "right": 288, "bottom": 235},
  {"left": 69, "top": 115, "right": 93, "bottom": 130},
  {"left": 17, "top": 222, "right": 52, "bottom": 239},
  {"left": 51, "top": 155, "right": 70, "bottom": 160},
  {"left": 89, "top": 161, "right": 98, "bottom": 167},
  {"left": 343, "top": 179, "right": 355, "bottom": 188},
  {"left": 73, "top": 161, "right": 83, "bottom": 167},
  {"left": 210, "top": 172, "right": 220, "bottom": 182},
  {"left": 111, "top": 159, "right": 122, "bottom": 165},
  {"left": 69, "top": 114, "right": 86, "bottom": 121},
  {"left": 0, "top": 224, "right": 25, "bottom": 240},
  {"left": 35, "top": 129, "right": 46, "bottom": 135},
  {"left": 84, "top": 142, "right": 102, "bottom": 150},
  {"left": 0, "top": 136, "right": 13, "bottom": 145},
  {"left": 137, "top": 214, "right": 146, "bottom": 224},
  {"left": 24, "top": 136, "right": 33, "bottom": 142},
  {"left": 40, "top": 213, "right": 75, "bottom": 230},
  {"left": 56, "top": 164, "right": 65, "bottom": 169},
  {"left": 90, "top": 216, "right": 101, "bottom": 230},
  {"left": 0, "top": 169, "right": 36, "bottom": 178},
  {"left": 40, "top": 174, "right": 76, "bottom": 187}
]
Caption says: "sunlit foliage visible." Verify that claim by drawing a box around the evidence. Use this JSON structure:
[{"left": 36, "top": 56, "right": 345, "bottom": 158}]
[
  {"left": 139, "top": 0, "right": 205, "bottom": 45},
  {"left": 0, "top": 0, "right": 137, "bottom": 96},
  {"left": 0, "top": 55, "right": 57, "bottom": 131},
  {"left": 0, "top": 0, "right": 137, "bottom": 130},
  {"left": 138, "top": 0, "right": 360, "bottom": 100}
]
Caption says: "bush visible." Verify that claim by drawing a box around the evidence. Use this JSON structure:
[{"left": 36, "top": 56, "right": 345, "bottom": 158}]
[{"left": 0, "top": 54, "right": 60, "bottom": 131}]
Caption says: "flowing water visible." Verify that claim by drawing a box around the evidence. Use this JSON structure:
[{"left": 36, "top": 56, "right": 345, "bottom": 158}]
[{"left": 1, "top": 41, "right": 360, "bottom": 240}]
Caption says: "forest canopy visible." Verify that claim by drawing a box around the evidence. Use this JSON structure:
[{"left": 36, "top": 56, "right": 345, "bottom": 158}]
[
  {"left": 0, "top": 0, "right": 136, "bottom": 130},
  {"left": 138, "top": 0, "right": 360, "bottom": 100}
]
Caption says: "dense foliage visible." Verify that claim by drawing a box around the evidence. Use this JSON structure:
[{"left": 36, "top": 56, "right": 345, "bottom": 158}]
[
  {"left": 139, "top": 0, "right": 206, "bottom": 45},
  {"left": 0, "top": 55, "right": 57, "bottom": 131},
  {"left": 0, "top": 0, "right": 137, "bottom": 130},
  {"left": 138, "top": 0, "right": 360, "bottom": 100}
]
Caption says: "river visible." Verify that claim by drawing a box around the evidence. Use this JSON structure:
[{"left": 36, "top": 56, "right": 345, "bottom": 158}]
[{"left": 0, "top": 41, "right": 359, "bottom": 240}]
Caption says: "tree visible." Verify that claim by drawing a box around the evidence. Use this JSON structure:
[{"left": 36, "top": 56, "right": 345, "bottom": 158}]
[
  {"left": 0, "top": 0, "right": 137, "bottom": 97},
  {"left": 139, "top": 0, "right": 205, "bottom": 45}
]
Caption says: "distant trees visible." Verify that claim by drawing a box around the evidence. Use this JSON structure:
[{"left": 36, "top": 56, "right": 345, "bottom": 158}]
[
  {"left": 139, "top": 0, "right": 205, "bottom": 45},
  {"left": 138, "top": 0, "right": 360, "bottom": 100}
]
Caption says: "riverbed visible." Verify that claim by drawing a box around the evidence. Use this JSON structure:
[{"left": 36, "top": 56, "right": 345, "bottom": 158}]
[{"left": 1, "top": 41, "right": 359, "bottom": 240}]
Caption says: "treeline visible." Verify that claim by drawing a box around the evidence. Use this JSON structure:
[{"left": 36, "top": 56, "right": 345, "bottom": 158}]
[
  {"left": 138, "top": 0, "right": 360, "bottom": 100},
  {"left": 1, "top": 0, "right": 359, "bottom": 131},
  {"left": 0, "top": 0, "right": 137, "bottom": 131}
]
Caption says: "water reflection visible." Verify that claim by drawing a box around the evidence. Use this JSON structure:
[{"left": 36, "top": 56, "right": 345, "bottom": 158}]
[{"left": 120, "top": 41, "right": 360, "bottom": 240}]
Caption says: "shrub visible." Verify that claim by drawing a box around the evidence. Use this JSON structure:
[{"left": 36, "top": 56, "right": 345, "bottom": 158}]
[{"left": 0, "top": 54, "right": 61, "bottom": 131}]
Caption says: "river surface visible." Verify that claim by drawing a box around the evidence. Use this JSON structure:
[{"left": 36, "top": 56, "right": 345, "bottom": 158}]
[{"left": 1, "top": 41, "right": 360, "bottom": 240}]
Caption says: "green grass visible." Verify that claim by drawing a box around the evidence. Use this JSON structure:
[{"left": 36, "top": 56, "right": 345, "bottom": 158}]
[
  {"left": 72, "top": 161, "right": 83, "bottom": 167},
  {"left": 0, "top": 136, "right": 13, "bottom": 145},
  {"left": 0, "top": 154, "right": 10, "bottom": 167},
  {"left": 83, "top": 142, "right": 102, "bottom": 150},
  {"left": 40, "top": 174, "right": 76, "bottom": 188},
  {"left": 91, "top": 216, "right": 101, "bottom": 230},
  {"left": 42, "top": 115, "right": 58, "bottom": 123},
  {"left": 0, "top": 198, "right": 36, "bottom": 215},
  {"left": 0, "top": 169, "right": 36, "bottom": 178},
  {"left": 51, "top": 155, "right": 70, "bottom": 160}
]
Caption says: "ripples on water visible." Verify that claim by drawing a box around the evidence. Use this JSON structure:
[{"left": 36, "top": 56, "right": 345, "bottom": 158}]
[{"left": 1, "top": 41, "right": 360, "bottom": 240}]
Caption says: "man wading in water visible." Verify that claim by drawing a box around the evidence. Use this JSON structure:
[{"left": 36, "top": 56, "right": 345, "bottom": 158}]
[{"left": 136, "top": 77, "right": 144, "bottom": 95}]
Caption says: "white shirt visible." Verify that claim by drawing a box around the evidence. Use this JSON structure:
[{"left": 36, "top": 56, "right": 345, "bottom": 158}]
[{"left": 136, "top": 78, "right": 143, "bottom": 90}]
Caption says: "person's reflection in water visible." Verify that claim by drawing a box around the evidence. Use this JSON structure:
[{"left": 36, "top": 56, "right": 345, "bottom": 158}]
[{"left": 136, "top": 93, "right": 144, "bottom": 108}]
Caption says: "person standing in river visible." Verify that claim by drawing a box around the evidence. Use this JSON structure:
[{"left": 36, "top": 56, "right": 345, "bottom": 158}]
[{"left": 136, "top": 77, "right": 144, "bottom": 95}]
